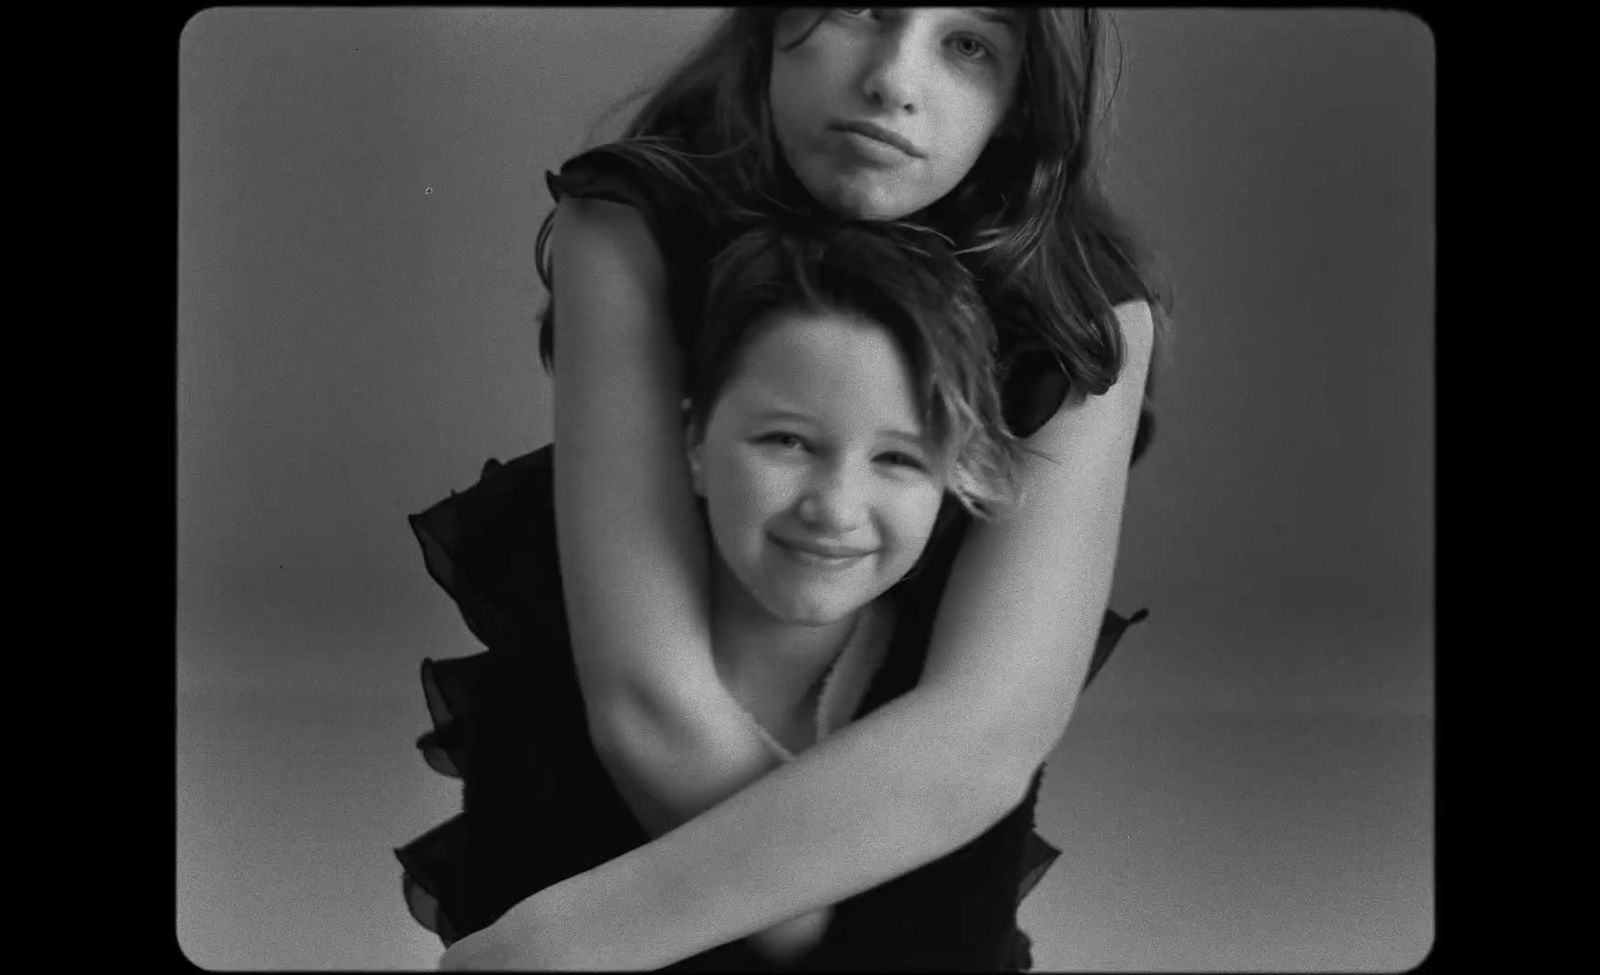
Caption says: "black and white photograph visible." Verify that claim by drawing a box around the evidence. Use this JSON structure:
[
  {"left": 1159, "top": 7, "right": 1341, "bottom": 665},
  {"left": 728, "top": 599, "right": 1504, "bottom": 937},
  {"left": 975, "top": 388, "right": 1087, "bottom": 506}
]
[{"left": 177, "top": 8, "right": 1433, "bottom": 970}]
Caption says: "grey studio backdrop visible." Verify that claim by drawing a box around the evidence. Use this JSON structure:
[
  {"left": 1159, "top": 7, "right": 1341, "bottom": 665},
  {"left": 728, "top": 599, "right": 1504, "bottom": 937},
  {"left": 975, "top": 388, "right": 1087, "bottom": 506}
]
[{"left": 178, "top": 9, "right": 1433, "bottom": 971}]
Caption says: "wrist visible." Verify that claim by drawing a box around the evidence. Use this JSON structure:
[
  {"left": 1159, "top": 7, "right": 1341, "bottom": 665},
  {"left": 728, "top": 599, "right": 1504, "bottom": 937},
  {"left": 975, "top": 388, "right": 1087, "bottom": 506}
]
[
  {"left": 491, "top": 888, "right": 575, "bottom": 970},
  {"left": 516, "top": 848, "right": 693, "bottom": 971}
]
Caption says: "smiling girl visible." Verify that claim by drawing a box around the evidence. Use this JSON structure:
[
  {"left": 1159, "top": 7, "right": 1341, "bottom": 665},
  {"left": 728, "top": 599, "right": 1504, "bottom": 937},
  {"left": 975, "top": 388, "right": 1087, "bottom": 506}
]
[
  {"left": 399, "top": 7, "right": 1165, "bottom": 971},
  {"left": 403, "top": 220, "right": 1107, "bottom": 969}
]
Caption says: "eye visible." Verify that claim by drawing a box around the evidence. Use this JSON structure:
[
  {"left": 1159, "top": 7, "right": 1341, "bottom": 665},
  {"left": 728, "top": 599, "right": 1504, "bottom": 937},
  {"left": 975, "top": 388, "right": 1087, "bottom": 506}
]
[
  {"left": 758, "top": 432, "right": 810, "bottom": 452},
  {"left": 878, "top": 450, "right": 928, "bottom": 472},
  {"left": 826, "top": 7, "right": 881, "bottom": 26},
  {"left": 949, "top": 32, "right": 995, "bottom": 62}
]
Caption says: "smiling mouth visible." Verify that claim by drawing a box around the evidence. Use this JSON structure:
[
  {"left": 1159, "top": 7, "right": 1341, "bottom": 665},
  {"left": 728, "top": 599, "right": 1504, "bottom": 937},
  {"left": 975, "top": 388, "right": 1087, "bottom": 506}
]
[{"left": 772, "top": 536, "right": 873, "bottom": 565}]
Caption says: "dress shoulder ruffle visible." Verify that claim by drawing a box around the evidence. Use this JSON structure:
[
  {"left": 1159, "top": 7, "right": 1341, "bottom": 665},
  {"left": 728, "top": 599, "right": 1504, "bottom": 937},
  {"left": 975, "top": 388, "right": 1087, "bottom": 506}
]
[{"left": 394, "top": 445, "right": 1148, "bottom": 965}]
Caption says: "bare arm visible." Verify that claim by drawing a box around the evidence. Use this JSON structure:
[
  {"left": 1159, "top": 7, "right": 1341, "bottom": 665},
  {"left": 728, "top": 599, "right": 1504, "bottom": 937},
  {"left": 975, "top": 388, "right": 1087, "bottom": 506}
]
[
  {"left": 913, "top": 298, "right": 1155, "bottom": 766},
  {"left": 546, "top": 196, "right": 833, "bottom": 955},
  {"left": 525, "top": 273, "right": 1156, "bottom": 966},
  {"left": 550, "top": 196, "right": 779, "bottom": 820}
]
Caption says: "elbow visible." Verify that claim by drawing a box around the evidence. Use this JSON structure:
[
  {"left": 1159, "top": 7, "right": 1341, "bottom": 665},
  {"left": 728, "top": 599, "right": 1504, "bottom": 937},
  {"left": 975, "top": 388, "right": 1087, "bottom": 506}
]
[
  {"left": 580, "top": 687, "right": 710, "bottom": 832},
  {"left": 976, "top": 723, "right": 1062, "bottom": 819},
  {"left": 577, "top": 645, "right": 701, "bottom": 739},
  {"left": 582, "top": 677, "right": 768, "bottom": 807},
  {"left": 927, "top": 693, "right": 1060, "bottom": 829},
  {"left": 969, "top": 663, "right": 1086, "bottom": 780},
  {"left": 965, "top": 749, "right": 1041, "bottom": 835},
  {"left": 918, "top": 706, "right": 1045, "bottom": 843},
  {"left": 583, "top": 679, "right": 697, "bottom": 769},
  {"left": 920, "top": 749, "right": 1035, "bottom": 857}
]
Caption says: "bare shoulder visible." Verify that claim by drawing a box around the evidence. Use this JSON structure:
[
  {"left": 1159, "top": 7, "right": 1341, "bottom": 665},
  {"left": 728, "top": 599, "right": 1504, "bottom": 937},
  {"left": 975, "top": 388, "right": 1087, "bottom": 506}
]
[
  {"left": 547, "top": 196, "right": 672, "bottom": 356},
  {"left": 1022, "top": 299, "right": 1152, "bottom": 458},
  {"left": 551, "top": 195, "right": 667, "bottom": 289},
  {"left": 1112, "top": 297, "right": 1156, "bottom": 367},
  {"left": 555, "top": 193, "right": 651, "bottom": 230}
]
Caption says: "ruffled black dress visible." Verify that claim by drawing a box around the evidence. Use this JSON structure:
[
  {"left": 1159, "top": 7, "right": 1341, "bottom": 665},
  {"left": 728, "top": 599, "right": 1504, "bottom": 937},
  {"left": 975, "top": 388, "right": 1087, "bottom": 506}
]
[{"left": 394, "top": 143, "right": 1152, "bottom": 972}]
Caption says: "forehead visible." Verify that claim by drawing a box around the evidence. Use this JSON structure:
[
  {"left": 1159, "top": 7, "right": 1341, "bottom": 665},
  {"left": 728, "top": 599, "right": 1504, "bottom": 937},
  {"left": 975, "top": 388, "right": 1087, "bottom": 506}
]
[
  {"left": 969, "top": 7, "right": 1023, "bottom": 33},
  {"left": 719, "top": 310, "right": 921, "bottom": 415},
  {"left": 906, "top": 6, "right": 1025, "bottom": 39},
  {"left": 775, "top": 6, "right": 1024, "bottom": 38},
  {"left": 735, "top": 309, "right": 902, "bottom": 378}
]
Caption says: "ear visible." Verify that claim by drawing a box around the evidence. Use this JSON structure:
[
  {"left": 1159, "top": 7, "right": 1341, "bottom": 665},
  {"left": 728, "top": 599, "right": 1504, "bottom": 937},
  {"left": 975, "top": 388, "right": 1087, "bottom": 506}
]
[
  {"left": 687, "top": 440, "right": 706, "bottom": 498},
  {"left": 683, "top": 401, "right": 707, "bottom": 498}
]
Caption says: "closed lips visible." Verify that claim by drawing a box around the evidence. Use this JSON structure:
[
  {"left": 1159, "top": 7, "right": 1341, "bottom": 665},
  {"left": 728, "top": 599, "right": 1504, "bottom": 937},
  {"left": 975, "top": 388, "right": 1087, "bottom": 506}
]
[{"left": 833, "top": 121, "right": 921, "bottom": 157}]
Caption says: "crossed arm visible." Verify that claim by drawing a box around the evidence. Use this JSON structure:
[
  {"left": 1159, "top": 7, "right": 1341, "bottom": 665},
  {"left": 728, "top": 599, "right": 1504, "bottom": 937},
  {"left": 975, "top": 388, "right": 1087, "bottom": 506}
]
[{"left": 512, "top": 197, "right": 1153, "bottom": 968}]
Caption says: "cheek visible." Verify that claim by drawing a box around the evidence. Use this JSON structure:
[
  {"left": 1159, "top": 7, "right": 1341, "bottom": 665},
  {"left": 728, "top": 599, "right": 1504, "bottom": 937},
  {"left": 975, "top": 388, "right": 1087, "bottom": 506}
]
[
  {"left": 768, "top": 66, "right": 799, "bottom": 141},
  {"left": 771, "top": 29, "right": 861, "bottom": 131},
  {"left": 883, "top": 486, "right": 946, "bottom": 556},
  {"left": 770, "top": 40, "right": 822, "bottom": 112},
  {"left": 946, "top": 92, "right": 1007, "bottom": 167},
  {"left": 708, "top": 452, "right": 796, "bottom": 537}
]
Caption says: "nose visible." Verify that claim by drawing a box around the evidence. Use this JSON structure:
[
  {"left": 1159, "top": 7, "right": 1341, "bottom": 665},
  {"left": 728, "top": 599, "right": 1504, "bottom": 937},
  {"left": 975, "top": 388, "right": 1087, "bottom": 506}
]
[
  {"left": 797, "top": 463, "right": 867, "bottom": 533},
  {"left": 859, "top": 21, "right": 926, "bottom": 114}
]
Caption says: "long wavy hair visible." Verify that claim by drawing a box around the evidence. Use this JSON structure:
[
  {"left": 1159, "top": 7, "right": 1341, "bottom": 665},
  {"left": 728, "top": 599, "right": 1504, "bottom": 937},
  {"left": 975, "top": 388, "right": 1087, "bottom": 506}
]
[{"left": 534, "top": 8, "right": 1170, "bottom": 458}]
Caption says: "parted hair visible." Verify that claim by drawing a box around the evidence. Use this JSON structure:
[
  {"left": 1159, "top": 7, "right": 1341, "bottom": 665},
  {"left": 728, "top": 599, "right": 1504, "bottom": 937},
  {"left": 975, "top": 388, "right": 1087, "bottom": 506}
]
[
  {"left": 536, "top": 8, "right": 1170, "bottom": 457},
  {"left": 687, "top": 218, "right": 1023, "bottom": 517}
]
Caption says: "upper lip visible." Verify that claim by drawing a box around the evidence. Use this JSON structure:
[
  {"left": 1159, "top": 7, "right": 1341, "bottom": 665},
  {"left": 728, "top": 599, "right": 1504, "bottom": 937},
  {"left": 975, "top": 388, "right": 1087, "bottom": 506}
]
[
  {"left": 774, "top": 535, "right": 874, "bottom": 559},
  {"left": 833, "top": 119, "right": 923, "bottom": 158}
]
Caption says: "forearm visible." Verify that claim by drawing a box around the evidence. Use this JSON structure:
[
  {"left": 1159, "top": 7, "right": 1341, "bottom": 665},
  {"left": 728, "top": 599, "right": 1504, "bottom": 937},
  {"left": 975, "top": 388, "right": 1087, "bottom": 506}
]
[
  {"left": 532, "top": 687, "right": 1028, "bottom": 967},
  {"left": 589, "top": 678, "right": 838, "bottom": 960}
]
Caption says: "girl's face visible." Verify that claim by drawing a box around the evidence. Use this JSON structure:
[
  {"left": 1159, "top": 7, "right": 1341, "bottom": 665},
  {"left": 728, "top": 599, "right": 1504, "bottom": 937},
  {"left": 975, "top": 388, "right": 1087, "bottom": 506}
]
[
  {"left": 689, "top": 310, "right": 946, "bottom": 626},
  {"left": 769, "top": 8, "right": 1024, "bottom": 220}
]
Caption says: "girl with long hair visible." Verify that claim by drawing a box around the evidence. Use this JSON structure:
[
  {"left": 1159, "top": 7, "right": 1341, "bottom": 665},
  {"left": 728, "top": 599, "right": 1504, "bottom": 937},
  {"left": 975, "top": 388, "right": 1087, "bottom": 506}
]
[{"left": 398, "top": 8, "right": 1168, "bottom": 970}]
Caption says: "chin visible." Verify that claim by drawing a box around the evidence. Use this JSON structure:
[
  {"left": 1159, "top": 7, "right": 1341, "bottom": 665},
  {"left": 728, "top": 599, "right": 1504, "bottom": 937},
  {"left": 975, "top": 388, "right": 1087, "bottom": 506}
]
[
  {"left": 762, "top": 590, "right": 858, "bottom": 627},
  {"left": 779, "top": 604, "right": 852, "bottom": 628},
  {"left": 812, "top": 172, "right": 925, "bottom": 222},
  {"left": 839, "top": 188, "right": 919, "bottom": 222}
]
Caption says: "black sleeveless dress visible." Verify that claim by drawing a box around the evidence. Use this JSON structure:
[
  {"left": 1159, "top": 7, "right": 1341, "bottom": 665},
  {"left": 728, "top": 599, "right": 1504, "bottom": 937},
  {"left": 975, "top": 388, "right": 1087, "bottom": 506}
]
[{"left": 393, "top": 143, "right": 1152, "bottom": 972}]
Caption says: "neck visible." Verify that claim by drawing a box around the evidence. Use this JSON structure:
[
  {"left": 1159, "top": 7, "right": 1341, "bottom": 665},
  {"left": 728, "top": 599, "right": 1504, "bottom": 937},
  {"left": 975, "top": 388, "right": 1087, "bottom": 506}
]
[{"left": 708, "top": 561, "right": 859, "bottom": 722}]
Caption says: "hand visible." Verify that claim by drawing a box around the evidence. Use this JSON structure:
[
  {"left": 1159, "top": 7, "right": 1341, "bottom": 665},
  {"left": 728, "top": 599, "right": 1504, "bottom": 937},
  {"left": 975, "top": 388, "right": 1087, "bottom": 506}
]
[
  {"left": 437, "top": 898, "right": 644, "bottom": 971},
  {"left": 437, "top": 901, "right": 565, "bottom": 972},
  {"left": 438, "top": 921, "right": 530, "bottom": 971}
]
